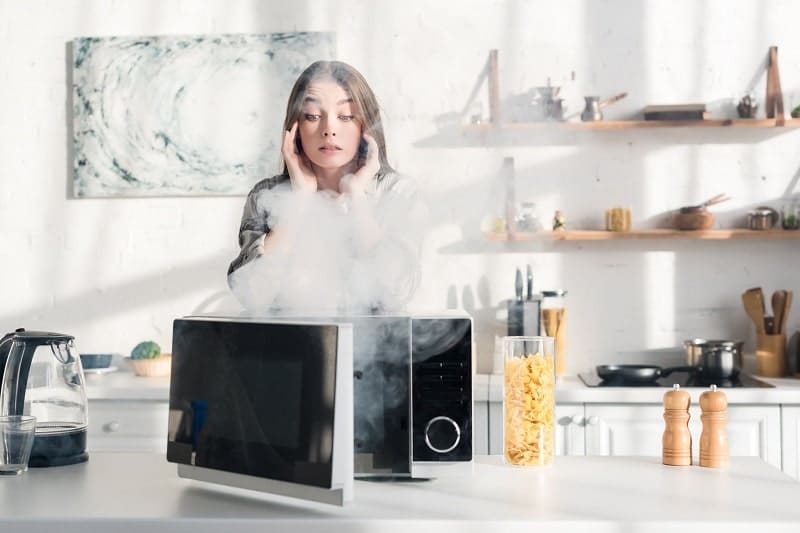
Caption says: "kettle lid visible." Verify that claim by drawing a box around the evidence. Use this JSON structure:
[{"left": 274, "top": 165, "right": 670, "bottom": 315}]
[{"left": 3, "top": 328, "right": 74, "bottom": 346}]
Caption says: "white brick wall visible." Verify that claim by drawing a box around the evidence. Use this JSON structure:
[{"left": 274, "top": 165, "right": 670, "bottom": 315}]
[{"left": 1, "top": 0, "right": 799, "bottom": 373}]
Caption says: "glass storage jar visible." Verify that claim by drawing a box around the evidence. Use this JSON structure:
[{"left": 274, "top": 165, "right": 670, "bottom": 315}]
[
  {"left": 541, "top": 290, "right": 567, "bottom": 377},
  {"left": 781, "top": 201, "right": 800, "bottom": 230},
  {"left": 503, "top": 336, "right": 555, "bottom": 466}
]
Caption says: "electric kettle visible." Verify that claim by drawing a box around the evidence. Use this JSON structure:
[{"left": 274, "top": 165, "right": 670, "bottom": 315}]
[{"left": 0, "top": 328, "right": 89, "bottom": 466}]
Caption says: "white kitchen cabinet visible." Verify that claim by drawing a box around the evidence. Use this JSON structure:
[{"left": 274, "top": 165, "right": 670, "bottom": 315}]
[
  {"left": 487, "top": 402, "right": 584, "bottom": 456},
  {"left": 584, "top": 403, "right": 782, "bottom": 469},
  {"left": 488, "top": 400, "right": 502, "bottom": 455},
  {"left": 473, "top": 400, "right": 489, "bottom": 455},
  {"left": 87, "top": 400, "right": 169, "bottom": 453},
  {"left": 555, "top": 403, "right": 585, "bottom": 456},
  {"left": 781, "top": 406, "right": 800, "bottom": 480}
]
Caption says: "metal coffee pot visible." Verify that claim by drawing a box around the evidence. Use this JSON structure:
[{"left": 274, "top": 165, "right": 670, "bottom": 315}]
[
  {"left": 580, "top": 92, "right": 629, "bottom": 122},
  {"left": 581, "top": 97, "right": 603, "bottom": 122},
  {"left": 533, "top": 86, "right": 565, "bottom": 121}
]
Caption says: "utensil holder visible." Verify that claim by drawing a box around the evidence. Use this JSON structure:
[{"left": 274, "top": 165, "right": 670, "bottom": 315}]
[{"left": 756, "top": 334, "right": 786, "bottom": 377}]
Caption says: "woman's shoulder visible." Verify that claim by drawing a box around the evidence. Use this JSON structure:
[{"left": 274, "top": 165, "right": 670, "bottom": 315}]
[
  {"left": 374, "top": 170, "right": 418, "bottom": 198},
  {"left": 247, "top": 174, "right": 290, "bottom": 196}
]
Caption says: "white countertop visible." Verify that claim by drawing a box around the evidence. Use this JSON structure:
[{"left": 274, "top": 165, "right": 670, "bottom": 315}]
[
  {"left": 84, "top": 369, "right": 800, "bottom": 404},
  {"left": 489, "top": 374, "right": 800, "bottom": 404},
  {"left": 1, "top": 453, "right": 799, "bottom": 532},
  {"left": 84, "top": 369, "right": 170, "bottom": 400}
]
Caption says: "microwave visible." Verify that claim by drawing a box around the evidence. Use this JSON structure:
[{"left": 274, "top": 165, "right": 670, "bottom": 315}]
[
  {"left": 167, "top": 314, "right": 472, "bottom": 503},
  {"left": 348, "top": 314, "right": 473, "bottom": 478}
]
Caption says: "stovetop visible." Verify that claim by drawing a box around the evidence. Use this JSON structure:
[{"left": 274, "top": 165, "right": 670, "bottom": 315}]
[{"left": 578, "top": 371, "right": 774, "bottom": 388}]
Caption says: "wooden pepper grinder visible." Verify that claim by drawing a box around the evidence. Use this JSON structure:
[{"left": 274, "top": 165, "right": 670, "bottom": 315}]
[
  {"left": 662, "top": 384, "right": 692, "bottom": 466},
  {"left": 699, "top": 385, "right": 729, "bottom": 468}
]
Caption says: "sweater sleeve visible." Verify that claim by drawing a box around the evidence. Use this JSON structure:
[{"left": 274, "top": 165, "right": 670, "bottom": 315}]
[{"left": 227, "top": 181, "right": 271, "bottom": 277}]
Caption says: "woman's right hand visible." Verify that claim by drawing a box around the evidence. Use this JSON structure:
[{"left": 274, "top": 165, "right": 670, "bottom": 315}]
[{"left": 282, "top": 122, "right": 318, "bottom": 193}]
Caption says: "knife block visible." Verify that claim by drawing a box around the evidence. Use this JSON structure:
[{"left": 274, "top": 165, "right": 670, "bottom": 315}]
[{"left": 507, "top": 299, "right": 541, "bottom": 338}]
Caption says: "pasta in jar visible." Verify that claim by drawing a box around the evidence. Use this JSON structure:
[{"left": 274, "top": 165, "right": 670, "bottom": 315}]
[{"left": 503, "top": 351, "right": 555, "bottom": 466}]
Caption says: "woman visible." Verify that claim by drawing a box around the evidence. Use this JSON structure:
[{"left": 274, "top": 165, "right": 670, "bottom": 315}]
[{"left": 227, "top": 61, "right": 424, "bottom": 314}]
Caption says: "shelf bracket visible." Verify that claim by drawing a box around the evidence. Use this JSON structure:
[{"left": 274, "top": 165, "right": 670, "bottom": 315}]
[
  {"left": 766, "top": 46, "right": 785, "bottom": 126},
  {"left": 488, "top": 49, "right": 501, "bottom": 125}
]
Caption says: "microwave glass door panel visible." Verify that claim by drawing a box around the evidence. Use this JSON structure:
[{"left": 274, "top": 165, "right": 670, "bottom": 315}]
[{"left": 168, "top": 319, "right": 341, "bottom": 489}]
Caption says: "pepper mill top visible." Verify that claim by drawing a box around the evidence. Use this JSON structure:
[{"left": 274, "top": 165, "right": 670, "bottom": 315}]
[
  {"left": 663, "top": 383, "right": 690, "bottom": 410},
  {"left": 699, "top": 384, "right": 728, "bottom": 413}
]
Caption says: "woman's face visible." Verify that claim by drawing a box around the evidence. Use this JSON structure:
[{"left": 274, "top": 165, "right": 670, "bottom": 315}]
[{"left": 297, "top": 79, "right": 362, "bottom": 171}]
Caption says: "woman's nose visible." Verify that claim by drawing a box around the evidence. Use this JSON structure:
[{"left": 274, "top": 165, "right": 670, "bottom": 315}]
[{"left": 321, "top": 117, "right": 336, "bottom": 137}]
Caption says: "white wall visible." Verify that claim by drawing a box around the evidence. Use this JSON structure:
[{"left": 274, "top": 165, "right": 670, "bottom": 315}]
[{"left": 1, "top": 0, "right": 799, "bottom": 374}]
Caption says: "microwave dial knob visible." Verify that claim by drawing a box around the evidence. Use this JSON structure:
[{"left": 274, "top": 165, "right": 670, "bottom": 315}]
[{"left": 424, "top": 416, "right": 461, "bottom": 454}]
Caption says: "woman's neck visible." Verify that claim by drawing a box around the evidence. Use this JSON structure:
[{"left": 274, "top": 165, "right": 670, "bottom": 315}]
[{"left": 313, "top": 160, "right": 358, "bottom": 193}]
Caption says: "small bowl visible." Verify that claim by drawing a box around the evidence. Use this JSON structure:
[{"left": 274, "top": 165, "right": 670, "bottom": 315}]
[
  {"left": 80, "top": 353, "right": 112, "bottom": 369},
  {"left": 673, "top": 209, "right": 714, "bottom": 230},
  {"left": 128, "top": 354, "right": 172, "bottom": 377}
]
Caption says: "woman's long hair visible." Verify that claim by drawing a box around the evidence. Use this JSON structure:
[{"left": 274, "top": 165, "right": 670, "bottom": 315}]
[{"left": 279, "top": 61, "right": 394, "bottom": 179}]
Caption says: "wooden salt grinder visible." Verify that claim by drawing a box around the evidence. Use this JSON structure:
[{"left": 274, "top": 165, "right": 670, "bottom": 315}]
[
  {"left": 662, "top": 384, "right": 692, "bottom": 466},
  {"left": 699, "top": 385, "right": 729, "bottom": 468}
]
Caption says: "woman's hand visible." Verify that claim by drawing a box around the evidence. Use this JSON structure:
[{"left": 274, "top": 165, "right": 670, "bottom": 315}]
[
  {"left": 282, "top": 122, "right": 318, "bottom": 193},
  {"left": 340, "top": 133, "right": 380, "bottom": 197}
]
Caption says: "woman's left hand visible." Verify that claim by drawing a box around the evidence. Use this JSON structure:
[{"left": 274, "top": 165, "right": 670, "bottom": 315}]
[{"left": 340, "top": 133, "right": 379, "bottom": 197}]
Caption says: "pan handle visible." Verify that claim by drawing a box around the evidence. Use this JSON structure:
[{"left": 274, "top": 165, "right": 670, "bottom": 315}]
[{"left": 659, "top": 365, "right": 695, "bottom": 377}]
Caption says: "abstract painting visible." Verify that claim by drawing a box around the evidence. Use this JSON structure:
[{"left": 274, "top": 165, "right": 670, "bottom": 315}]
[{"left": 72, "top": 32, "right": 335, "bottom": 197}]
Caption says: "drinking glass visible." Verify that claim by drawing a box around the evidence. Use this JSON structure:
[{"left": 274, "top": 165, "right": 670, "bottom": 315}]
[
  {"left": 503, "top": 336, "right": 555, "bottom": 466},
  {"left": 0, "top": 415, "right": 36, "bottom": 475}
]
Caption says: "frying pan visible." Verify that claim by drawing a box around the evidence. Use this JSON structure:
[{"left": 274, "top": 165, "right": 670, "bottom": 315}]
[
  {"left": 596, "top": 364, "right": 693, "bottom": 384},
  {"left": 597, "top": 358, "right": 740, "bottom": 384}
]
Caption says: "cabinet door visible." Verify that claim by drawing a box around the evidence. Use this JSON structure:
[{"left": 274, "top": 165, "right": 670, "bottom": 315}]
[
  {"left": 473, "top": 400, "right": 489, "bottom": 455},
  {"left": 488, "top": 401, "right": 502, "bottom": 455},
  {"left": 88, "top": 400, "right": 169, "bottom": 453},
  {"left": 555, "top": 404, "right": 585, "bottom": 456},
  {"left": 584, "top": 404, "right": 663, "bottom": 457},
  {"left": 488, "top": 402, "right": 584, "bottom": 456},
  {"left": 585, "top": 404, "right": 781, "bottom": 469},
  {"left": 781, "top": 406, "right": 800, "bottom": 479}
]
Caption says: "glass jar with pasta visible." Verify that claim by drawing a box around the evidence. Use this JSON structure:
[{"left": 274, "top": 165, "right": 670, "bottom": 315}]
[{"left": 503, "top": 336, "right": 555, "bottom": 466}]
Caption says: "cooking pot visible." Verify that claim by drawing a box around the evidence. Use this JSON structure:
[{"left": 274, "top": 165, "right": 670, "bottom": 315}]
[
  {"left": 748, "top": 207, "right": 779, "bottom": 230},
  {"left": 683, "top": 339, "right": 743, "bottom": 369}
]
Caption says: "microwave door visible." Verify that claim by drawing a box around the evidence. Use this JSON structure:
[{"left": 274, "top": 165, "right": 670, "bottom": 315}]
[{"left": 167, "top": 318, "right": 353, "bottom": 505}]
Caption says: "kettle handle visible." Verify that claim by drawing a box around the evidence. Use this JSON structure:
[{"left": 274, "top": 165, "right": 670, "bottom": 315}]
[{"left": 0, "top": 336, "right": 34, "bottom": 417}]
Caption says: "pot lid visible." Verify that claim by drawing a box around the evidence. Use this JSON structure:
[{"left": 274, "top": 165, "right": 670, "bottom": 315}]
[
  {"left": 749, "top": 206, "right": 778, "bottom": 217},
  {"left": 542, "top": 290, "right": 568, "bottom": 297}
]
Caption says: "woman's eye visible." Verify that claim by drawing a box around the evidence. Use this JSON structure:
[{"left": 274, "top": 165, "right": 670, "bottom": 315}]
[
  {"left": 304, "top": 114, "right": 320, "bottom": 122},
  {"left": 339, "top": 115, "right": 354, "bottom": 122}
]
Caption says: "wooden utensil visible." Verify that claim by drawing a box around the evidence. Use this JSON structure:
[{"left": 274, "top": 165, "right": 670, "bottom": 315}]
[
  {"left": 742, "top": 287, "right": 766, "bottom": 335},
  {"left": 780, "top": 291, "right": 793, "bottom": 335},
  {"left": 680, "top": 193, "right": 731, "bottom": 213},
  {"left": 772, "top": 290, "right": 787, "bottom": 334}
]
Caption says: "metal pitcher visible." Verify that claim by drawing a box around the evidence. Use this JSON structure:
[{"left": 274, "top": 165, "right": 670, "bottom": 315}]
[{"left": 581, "top": 96, "right": 603, "bottom": 122}]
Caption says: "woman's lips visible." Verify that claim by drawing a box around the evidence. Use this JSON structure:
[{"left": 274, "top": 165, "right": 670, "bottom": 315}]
[{"left": 319, "top": 145, "right": 342, "bottom": 155}]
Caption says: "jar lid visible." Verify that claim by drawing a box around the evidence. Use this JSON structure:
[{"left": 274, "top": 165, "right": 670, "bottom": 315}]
[
  {"left": 542, "top": 290, "right": 567, "bottom": 297},
  {"left": 749, "top": 206, "right": 778, "bottom": 217}
]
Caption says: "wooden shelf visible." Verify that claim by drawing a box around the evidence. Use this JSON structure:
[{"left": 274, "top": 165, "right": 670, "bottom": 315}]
[
  {"left": 485, "top": 229, "right": 800, "bottom": 241},
  {"left": 465, "top": 118, "right": 800, "bottom": 133}
]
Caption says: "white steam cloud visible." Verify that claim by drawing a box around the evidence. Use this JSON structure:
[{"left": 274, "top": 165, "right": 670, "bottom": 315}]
[{"left": 228, "top": 176, "right": 426, "bottom": 316}]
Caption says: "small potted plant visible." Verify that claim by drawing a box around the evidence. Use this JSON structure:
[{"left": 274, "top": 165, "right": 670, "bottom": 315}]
[{"left": 129, "top": 340, "right": 171, "bottom": 377}]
